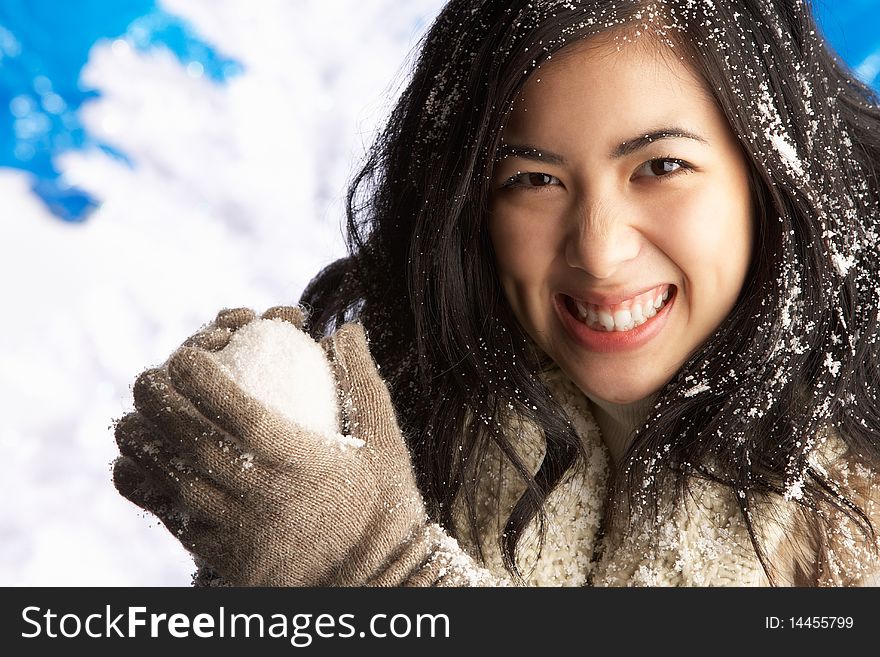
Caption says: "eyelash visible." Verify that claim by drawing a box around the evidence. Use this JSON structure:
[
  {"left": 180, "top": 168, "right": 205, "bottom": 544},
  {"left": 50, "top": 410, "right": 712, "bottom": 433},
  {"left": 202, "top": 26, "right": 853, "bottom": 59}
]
[
  {"left": 501, "top": 172, "right": 562, "bottom": 190},
  {"left": 500, "top": 157, "right": 693, "bottom": 190},
  {"left": 634, "top": 156, "right": 693, "bottom": 180}
]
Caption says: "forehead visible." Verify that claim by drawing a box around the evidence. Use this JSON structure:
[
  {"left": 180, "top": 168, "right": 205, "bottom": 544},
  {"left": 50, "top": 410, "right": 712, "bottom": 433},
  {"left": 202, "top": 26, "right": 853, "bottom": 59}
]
[{"left": 504, "top": 34, "right": 719, "bottom": 142}]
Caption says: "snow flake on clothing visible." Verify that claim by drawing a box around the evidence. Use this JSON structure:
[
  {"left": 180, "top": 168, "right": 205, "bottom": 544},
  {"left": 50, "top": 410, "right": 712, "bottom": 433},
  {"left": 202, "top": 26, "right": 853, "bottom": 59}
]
[{"left": 453, "top": 365, "right": 880, "bottom": 587}]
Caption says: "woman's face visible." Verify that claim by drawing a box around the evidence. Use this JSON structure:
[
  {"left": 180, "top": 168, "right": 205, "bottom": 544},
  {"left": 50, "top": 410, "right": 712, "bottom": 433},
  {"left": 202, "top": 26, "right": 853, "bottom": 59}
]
[{"left": 489, "top": 36, "right": 754, "bottom": 404}]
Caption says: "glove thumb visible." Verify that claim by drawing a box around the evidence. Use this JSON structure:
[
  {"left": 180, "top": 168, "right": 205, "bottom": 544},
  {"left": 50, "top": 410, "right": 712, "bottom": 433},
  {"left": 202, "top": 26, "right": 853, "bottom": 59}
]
[{"left": 321, "top": 324, "right": 403, "bottom": 455}]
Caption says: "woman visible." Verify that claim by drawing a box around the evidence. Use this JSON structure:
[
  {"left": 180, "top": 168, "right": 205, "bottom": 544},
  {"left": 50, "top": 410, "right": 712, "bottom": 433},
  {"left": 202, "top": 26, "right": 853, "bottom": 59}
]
[{"left": 114, "top": 0, "right": 880, "bottom": 586}]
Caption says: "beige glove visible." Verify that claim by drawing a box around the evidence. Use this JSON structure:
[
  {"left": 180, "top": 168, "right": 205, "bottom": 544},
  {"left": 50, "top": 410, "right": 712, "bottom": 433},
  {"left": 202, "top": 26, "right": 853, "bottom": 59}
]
[{"left": 113, "top": 306, "right": 506, "bottom": 587}]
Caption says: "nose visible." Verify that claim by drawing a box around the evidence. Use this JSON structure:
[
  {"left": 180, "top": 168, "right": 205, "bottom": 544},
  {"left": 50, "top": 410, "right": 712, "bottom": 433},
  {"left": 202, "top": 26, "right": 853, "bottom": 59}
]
[{"left": 564, "top": 200, "right": 642, "bottom": 279}]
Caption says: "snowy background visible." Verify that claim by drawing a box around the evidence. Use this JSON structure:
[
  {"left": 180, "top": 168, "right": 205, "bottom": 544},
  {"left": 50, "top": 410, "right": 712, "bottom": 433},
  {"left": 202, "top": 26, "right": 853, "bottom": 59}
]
[{"left": 0, "top": 1, "right": 877, "bottom": 586}]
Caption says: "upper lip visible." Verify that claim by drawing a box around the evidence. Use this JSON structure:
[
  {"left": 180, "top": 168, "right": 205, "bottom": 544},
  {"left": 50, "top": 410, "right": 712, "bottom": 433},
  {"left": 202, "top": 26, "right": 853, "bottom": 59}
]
[{"left": 560, "top": 284, "right": 673, "bottom": 307}]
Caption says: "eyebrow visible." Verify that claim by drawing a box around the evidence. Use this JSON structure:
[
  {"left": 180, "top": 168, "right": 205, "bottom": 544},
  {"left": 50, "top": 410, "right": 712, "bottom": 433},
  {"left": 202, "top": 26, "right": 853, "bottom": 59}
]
[
  {"left": 612, "top": 128, "right": 709, "bottom": 158},
  {"left": 495, "top": 144, "right": 566, "bottom": 165},
  {"left": 495, "top": 127, "right": 708, "bottom": 165}
]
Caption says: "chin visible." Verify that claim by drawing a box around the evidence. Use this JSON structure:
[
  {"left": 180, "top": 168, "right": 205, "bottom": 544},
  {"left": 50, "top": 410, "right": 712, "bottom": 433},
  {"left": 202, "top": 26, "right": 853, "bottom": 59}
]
[{"left": 563, "top": 365, "right": 665, "bottom": 404}]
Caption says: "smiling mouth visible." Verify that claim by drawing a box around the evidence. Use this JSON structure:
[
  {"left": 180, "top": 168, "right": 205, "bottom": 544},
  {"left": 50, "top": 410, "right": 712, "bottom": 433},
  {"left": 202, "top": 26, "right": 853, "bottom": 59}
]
[{"left": 563, "top": 285, "right": 676, "bottom": 332}]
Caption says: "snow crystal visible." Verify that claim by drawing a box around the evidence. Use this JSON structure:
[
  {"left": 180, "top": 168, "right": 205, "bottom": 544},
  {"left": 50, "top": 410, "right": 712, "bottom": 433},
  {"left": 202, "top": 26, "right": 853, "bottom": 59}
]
[
  {"left": 783, "top": 478, "right": 805, "bottom": 501},
  {"left": 830, "top": 251, "right": 856, "bottom": 277},
  {"left": 239, "top": 451, "right": 255, "bottom": 470},
  {"left": 327, "top": 432, "right": 365, "bottom": 449},
  {"left": 683, "top": 383, "right": 710, "bottom": 398},
  {"left": 769, "top": 134, "right": 802, "bottom": 174},
  {"left": 823, "top": 352, "right": 841, "bottom": 377},
  {"left": 755, "top": 83, "right": 806, "bottom": 179}
]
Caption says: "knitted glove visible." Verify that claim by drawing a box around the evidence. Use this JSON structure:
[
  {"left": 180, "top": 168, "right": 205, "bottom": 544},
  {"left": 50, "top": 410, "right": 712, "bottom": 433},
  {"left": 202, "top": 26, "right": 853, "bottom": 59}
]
[{"left": 113, "top": 306, "right": 506, "bottom": 587}]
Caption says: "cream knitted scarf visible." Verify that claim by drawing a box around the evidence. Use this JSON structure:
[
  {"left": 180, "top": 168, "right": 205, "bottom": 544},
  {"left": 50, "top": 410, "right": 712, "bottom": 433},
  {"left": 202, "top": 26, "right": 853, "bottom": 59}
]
[{"left": 451, "top": 366, "right": 880, "bottom": 586}]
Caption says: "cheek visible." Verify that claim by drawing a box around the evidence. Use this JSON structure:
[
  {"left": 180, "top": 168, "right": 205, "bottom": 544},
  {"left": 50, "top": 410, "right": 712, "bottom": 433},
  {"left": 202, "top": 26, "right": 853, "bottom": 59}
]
[
  {"left": 489, "top": 210, "right": 557, "bottom": 285},
  {"left": 666, "top": 194, "right": 753, "bottom": 342},
  {"left": 650, "top": 185, "right": 753, "bottom": 309},
  {"left": 488, "top": 209, "right": 562, "bottom": 327}
]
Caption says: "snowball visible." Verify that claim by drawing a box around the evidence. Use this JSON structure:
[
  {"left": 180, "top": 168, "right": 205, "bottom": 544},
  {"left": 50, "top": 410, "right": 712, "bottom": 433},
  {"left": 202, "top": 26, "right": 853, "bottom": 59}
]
[{"left": 211, "top": 319, "right": 340, "bottom": 438}]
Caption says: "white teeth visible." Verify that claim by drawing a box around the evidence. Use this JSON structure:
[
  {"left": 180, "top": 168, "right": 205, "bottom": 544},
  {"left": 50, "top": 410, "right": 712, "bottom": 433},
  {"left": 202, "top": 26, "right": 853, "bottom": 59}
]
[
  {"left": 597, "top": 311, "right": 615, "bottom": 331},
  {"left": 631, "top": 303, "right": 645, "bottom": 323},
  {"left": 569, "top": 287, "right": 672, "bottom": 332},
  {"left": 613, "top": 310, "right": 634, "bottom": 331}
]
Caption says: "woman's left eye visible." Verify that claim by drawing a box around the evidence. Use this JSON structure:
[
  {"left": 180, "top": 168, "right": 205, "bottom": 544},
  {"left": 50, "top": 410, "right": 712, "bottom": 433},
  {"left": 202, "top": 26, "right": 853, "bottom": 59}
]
[{"left": 634, "top": 157, "right": 692, "bottom": 180}]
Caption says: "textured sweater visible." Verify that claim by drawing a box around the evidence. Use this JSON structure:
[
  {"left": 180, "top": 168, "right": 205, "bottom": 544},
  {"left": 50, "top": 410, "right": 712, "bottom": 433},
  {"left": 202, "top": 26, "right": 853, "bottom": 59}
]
[{"left": 451, "top": 366, "right": 880, "bottom": 586}]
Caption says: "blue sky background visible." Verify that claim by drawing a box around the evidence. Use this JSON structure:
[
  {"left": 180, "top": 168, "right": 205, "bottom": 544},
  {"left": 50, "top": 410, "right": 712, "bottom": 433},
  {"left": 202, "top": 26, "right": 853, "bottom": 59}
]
[
  {"left": 814, "top": 0, "right": 880, "bottom": 80},
  {"left": 0, "top": 0, "right": 241, "bottom": 221}
]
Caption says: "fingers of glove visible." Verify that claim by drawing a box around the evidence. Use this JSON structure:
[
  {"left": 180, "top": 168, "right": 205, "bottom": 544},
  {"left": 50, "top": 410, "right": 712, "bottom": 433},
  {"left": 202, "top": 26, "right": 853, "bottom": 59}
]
[
  {"left": 115, "top": 414, "right": 204, "bottom": 510},
  {"left": 120, "top": 474, "right": 240, "bottom": 575},
  {"left": 182, "top": 308, "right": 257, "bottom": 351},
  {"left": 129, "top": 368, "right": 260, "bottom": 488},
  {"left": 183, "top": 326, "right": 235, "bottom": 352},
  {"left": 114, "top": 412, "right": 188, "bottom": 486},
  {"left": 175, "top": 516, "right": 247, "bottom": 581},
  {"left": 115, "top": 409, "right": 269, "bottom": 508},
  {"left": 191, "top": 559, "right": 230, "bottom": 588},
  {"left": 131, "top": 365, "right": 220, "bottom": 456},
  {"left": 154, "top": 414, "right": 283, "bottom": 498},
  {"left": 321, "top": 323, "right": 403, "bottom": 454},
  {"left": 112, "top": 456, "right": 200, "bottom": 543},
  {"left": 113, "top": 455, "right": 175, "bottom": 517},
  {"left": 260, "top": 305, "right": 307, "bottom": 329},
  {"left": 115, "top": 455, "right": 267, "bottom": 584},
  {"left": 167, "top": 345, "right": 324, "bottom": 465},
  {"left": 114, "top": 440, "right": 239, "bottom": 536}
]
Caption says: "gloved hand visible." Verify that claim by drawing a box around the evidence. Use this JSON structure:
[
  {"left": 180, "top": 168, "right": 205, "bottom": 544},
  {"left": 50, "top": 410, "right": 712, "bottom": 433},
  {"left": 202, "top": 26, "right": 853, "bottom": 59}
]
[{"left": 112, "top": 306, "right": 505, "bottom": 587}]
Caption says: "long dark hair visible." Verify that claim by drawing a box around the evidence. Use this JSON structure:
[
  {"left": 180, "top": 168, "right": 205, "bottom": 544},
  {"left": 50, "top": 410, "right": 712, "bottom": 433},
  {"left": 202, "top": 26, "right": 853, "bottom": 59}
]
[{"left": 300, "top": 0, "right": 880, "bottom": 585}]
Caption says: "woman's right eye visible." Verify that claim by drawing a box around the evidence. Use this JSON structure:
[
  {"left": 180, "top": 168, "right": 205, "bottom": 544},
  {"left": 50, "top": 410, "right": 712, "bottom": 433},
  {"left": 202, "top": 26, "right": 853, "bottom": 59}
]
[{"left": 501, "top": 172, "right": 562, "bottom": 190}]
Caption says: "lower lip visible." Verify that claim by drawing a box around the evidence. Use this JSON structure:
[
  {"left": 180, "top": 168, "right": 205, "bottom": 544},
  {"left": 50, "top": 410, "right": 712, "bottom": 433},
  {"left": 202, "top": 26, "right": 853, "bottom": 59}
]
[{"left": 554, "top": 288, "right": 676, "bottom": 353}]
